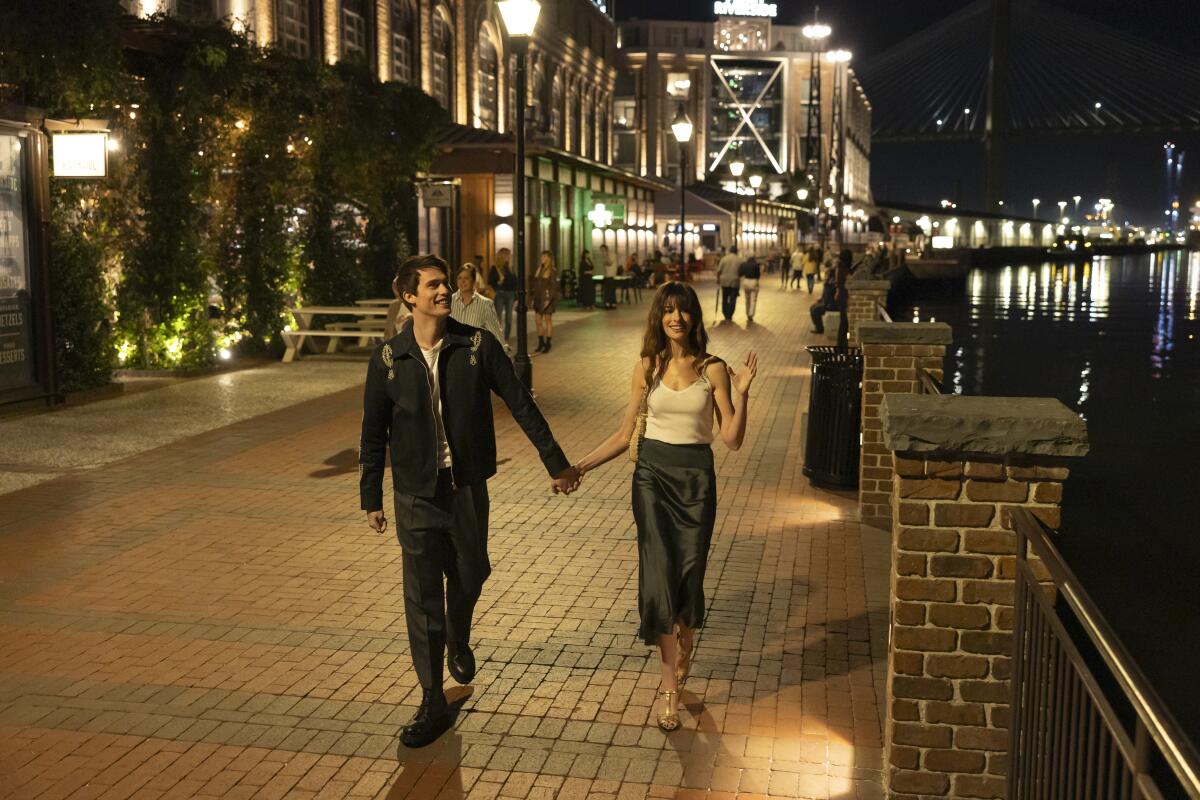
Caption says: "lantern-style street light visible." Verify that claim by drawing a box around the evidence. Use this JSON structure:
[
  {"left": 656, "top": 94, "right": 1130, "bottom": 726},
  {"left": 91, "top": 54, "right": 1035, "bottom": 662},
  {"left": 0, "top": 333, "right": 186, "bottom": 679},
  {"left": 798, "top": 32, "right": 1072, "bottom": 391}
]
[
  {"left": 729, "top": 159, "right": 745, "bottom": 251},
  {"left": 671, "top": 106, "right": 693, "bottom": 273},
  {"left": 498, "top": 0, "right": 542, "bottom": 389}
]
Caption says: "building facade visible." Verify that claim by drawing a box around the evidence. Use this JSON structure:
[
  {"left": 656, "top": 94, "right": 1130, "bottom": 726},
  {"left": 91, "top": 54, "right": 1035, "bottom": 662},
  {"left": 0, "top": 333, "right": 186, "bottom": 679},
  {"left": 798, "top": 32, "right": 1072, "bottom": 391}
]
[{"left": 614, "top": 14, "right": 873, "bottom": 253}]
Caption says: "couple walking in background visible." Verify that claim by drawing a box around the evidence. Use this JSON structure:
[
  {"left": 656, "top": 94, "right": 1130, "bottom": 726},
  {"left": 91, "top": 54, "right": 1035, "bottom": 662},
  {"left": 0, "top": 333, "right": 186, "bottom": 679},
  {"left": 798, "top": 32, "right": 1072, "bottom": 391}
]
[
  {"left": 359, "top": 255, "right": 757, "bottom": 745},
  {"left": 715, "top": 245, "right": 763, "bottom": 323}
]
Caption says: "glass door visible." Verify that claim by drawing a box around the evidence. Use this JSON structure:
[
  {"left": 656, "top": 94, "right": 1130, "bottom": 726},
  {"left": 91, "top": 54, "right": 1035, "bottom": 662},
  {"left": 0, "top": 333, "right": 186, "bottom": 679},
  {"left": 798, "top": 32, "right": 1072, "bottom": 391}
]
[{"left": 0, "top": 130, "right": 36, "bottom": 395}]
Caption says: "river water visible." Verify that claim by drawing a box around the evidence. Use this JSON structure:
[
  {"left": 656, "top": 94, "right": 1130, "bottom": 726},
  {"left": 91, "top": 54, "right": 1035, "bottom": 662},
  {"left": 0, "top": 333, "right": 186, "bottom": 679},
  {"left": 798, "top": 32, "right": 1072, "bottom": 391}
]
[{"left": 890, "top": 250, "right": 1200, "bottom": 743}]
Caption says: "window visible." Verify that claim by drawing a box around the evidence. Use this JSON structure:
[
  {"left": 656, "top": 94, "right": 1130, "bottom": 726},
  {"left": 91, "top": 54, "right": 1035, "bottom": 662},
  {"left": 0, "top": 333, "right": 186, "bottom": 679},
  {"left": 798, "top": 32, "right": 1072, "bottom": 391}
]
[
  {"left": 550, "top": 74, "right": 562, "bottom": 146},
  {"left": 507, "top": 54, "right": 518, "bottom": 132},
  {"left": 391, "top": 0, "right": 417, "bottom": 83},
  {"left": 477, "top": 35, "right": 499, "bottom": 130},
  {"left": 431, "top": 7, "right": 454, "bottom": 111},
  {"left": 277, "top": 0, "right": 312, "bottom": 59},
  {"left": 341, "top": 0, "right": 368, "bottom": 60}
]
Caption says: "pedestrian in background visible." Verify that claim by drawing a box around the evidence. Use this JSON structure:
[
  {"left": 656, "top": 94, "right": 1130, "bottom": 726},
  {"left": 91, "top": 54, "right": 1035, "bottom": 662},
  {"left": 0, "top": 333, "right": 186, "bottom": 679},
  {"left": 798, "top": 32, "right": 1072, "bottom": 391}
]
[
  {"left": 600, "top": 244, "right": 618, "bottom": 309},
  {"left": 809, "top": 266, "right": 836, "bottom": 334},
  {"left": 452, "top": 266, "right": 507, "bottom": 351},
  {"left": 488, "top": 248, "right": 517, "bottom": 341},
  {"left": 577, "top": 249, "right": 596, "bottom": 309},
  {"left": 738, "top": 253, "right": 761, "bottom": 323},
  {"left": 715, "top": 245, "right": 741, "bottom": 322},
  {"left": 473, "top": 256, "right": 494, "bottom": 299},
  {"left": 804, "top": 246, "right": 822, "bottom": 294},
  {"left": 569, "top": 282, "right": 758, "bottom": 731},
  {"left": 834, "top": 248, "right": 853, "bottom": 349},
  {"left": 531, "top": 250, "right": 560, "bottom": 353}
]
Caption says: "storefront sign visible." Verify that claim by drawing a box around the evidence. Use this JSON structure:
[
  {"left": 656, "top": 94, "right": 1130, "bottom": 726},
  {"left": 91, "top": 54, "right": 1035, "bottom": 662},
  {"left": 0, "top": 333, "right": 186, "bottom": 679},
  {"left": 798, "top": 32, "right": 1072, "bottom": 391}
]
[
  {"left": 713, "top": 0, "right": 777, "bottom": 17},
  {"left": 420, "top": 183, "right": 455, "bottom": 208},
  {"left": 51, "top": 132, "right": 107, "bottom": 178}
]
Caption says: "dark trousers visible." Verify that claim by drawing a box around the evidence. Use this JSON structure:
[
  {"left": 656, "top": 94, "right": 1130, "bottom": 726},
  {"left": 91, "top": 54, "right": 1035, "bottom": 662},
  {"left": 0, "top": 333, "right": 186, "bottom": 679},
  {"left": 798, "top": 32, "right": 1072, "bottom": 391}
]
[
  {"left": 394, "top": 470, "right": 490, "bottom": 689},
  {"left": 806, "top": 274, "right": 815, "bottom": 293},
  {"left": 720, "top": 286, "right": 739, "bottom": 320},
  {"left": 809, "top": 300, "right": 828, "bottom": 332},
  {"left": 837, "top": 309, "right": 849, "bottom": 349}
]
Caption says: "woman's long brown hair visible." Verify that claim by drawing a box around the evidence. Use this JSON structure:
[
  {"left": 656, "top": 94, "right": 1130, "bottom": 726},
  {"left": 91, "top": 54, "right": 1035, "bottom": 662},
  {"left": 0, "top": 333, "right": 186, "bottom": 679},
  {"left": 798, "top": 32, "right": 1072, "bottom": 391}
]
[{"left": 640, "top": 281, "right": 709, "bottom": 387}]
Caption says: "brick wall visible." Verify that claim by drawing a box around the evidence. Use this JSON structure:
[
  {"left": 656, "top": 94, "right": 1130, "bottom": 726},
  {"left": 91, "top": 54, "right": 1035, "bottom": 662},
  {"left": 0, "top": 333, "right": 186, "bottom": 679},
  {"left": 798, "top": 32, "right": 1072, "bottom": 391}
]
[
  {"left": 846, "top": 279, "right": 891, "bottom": 348},
  {"left": 878, "top": 394, "right": 1088, "bottom": 799},
  {"left": 859, "top": 323, "right": 952, "bottom": 531}
]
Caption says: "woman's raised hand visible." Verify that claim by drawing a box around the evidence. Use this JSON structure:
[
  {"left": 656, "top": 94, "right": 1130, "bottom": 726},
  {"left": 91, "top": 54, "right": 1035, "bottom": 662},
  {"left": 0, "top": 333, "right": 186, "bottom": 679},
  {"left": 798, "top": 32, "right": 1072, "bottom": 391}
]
[{"left": 729, "top": 352, "right": 759, "bottom": 396}]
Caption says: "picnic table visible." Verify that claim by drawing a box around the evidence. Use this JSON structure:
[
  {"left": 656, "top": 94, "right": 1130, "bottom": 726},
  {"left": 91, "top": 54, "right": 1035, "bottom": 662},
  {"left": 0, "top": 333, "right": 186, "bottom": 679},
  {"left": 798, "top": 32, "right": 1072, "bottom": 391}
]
[{"left": 282, "top": 305, "right": 394, "bottom": 362}]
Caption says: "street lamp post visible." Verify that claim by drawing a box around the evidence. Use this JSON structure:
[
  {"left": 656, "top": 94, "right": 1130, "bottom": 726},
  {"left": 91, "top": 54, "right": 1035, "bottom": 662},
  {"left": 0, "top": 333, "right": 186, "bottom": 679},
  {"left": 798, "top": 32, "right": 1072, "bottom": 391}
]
[
  {"left": 1032, "top": 197, "right": 1040, "bottom": 219},
  {"left": 498, "top": 0, "right": 541, "bottom": 391},
  {"left": 796, "top": 187, "right": 809, "bottom": 245},
  {"left": 747, "top": 174, "right": 763, "bottom": 255},
  {"left": 1057, "top": 200, "right": 1067, "bottom": 222},
  {"left": 671, "top": 106, "right": 693, "bottom": 275},
  {"left": 730, "top": 159, "right": 745, "bottom": 252},
  {"left": 1073, "top": 194, "right": 1082, "bottom": 217}
]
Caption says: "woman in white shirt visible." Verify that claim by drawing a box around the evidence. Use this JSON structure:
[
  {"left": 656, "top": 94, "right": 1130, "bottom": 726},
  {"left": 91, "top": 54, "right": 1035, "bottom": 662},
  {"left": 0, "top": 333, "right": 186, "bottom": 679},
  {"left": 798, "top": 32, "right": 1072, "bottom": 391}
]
[{"left": 571, "top": 282, "right": 758, "bottom": 730}]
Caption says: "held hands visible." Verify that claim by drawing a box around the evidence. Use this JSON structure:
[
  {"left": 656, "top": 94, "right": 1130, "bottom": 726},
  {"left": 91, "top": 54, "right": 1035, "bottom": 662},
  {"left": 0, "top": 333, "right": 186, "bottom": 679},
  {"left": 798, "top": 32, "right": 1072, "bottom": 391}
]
[
  {"left": 729, "top": 351, "right": 759, "bottom": 397},
  {"left": 551, "top": 465, "right": 584, "bottom": 496}
]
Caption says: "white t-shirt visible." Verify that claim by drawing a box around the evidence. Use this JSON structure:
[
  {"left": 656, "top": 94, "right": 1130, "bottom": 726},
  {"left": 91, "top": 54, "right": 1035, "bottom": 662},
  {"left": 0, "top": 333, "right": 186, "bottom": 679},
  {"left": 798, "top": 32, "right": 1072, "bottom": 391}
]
[{"left": 420, "top": 339, "right": 453, "bottom": 469}]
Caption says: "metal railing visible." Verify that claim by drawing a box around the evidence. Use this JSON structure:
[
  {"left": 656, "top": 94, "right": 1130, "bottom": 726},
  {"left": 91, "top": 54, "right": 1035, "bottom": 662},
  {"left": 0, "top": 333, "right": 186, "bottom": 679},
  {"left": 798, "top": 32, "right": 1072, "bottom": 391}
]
[{"left": 1009, "top": 507, "right": 1200, "bottom": 799}]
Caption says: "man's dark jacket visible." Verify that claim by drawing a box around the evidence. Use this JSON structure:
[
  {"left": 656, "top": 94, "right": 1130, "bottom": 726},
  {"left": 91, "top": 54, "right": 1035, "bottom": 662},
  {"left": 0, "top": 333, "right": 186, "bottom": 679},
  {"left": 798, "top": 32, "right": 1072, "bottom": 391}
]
[{"left": 359, "top": 317, "right": 570, "bottom": 510}]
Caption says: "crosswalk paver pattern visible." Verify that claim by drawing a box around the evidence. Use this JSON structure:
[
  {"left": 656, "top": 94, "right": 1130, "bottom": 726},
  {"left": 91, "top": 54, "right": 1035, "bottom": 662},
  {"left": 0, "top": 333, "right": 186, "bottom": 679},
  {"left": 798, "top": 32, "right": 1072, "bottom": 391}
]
[{"left": 0, "top": 278, "right": 890, "bottom": 799}]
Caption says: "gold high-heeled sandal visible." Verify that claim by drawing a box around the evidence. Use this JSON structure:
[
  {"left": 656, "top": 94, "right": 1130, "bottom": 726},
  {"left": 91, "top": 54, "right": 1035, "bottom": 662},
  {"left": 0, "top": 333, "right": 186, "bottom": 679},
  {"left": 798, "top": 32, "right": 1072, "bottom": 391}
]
[
  {"left": 656, "top": 689, "right": 680, "bottom": 731},
  {"left": 675, "top": 631, "right": 693, "bottom": 685}
]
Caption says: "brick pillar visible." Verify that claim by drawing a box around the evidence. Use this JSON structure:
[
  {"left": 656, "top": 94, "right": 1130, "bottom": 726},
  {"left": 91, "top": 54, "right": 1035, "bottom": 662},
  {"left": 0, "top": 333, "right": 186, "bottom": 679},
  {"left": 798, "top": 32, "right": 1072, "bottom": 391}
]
[
  {"left": 846, "top": 278, "right": 891, "bottom": 347},
  {"left": 859, "top": 322, "right": 952, "bottom": 531},
  {"left": 879, "top": 395, "right": 1088, "bottom": 798}
]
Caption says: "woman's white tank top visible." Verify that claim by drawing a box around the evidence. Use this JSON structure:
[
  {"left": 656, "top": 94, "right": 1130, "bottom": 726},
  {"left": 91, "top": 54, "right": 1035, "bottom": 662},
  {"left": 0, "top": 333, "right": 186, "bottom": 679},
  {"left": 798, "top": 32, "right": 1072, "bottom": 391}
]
[{"left": 645, "top": 362, "right": 716, "bottom": 445}]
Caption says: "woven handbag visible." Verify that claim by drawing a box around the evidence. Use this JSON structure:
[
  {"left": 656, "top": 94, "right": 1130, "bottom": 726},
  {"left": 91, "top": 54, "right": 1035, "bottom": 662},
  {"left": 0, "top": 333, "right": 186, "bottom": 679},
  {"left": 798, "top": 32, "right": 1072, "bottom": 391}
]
[{"left": 628, "top": 382, "right": 650, "bottom": 462}]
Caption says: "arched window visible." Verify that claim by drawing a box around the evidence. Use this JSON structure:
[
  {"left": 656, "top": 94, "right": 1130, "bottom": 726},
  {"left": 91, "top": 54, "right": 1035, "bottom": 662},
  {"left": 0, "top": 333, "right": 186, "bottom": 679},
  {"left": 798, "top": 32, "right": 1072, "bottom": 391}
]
[
  {"left": 576, "top": 87, "right": 588, "bottom": 156},
  {"left": 390, "top": 0, "right": 417, "bottom": 84},
  {"left": 477, "top": 33, "right": 499, "bottom": 130},
  {"left": 506, "top": 54, "right": 518, "bottom": 133},
  {"left": 530, "top": 59, "right": 544, "bottom": 133},
  {"left": 550, "top": 73, "right": 563, "bottom": 147},
  {"left": 430, "top": 6, "right": 455, "bottom": 112}
]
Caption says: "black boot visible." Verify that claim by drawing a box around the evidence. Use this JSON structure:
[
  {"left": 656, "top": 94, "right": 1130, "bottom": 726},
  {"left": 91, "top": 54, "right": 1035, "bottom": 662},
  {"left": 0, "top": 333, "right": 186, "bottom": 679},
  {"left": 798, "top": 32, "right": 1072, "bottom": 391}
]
[
  {"left": 543, "top": 337, "right": 552, "bottom": 353},
  {"left": 400, "top": 689, "right": 451, "bottom": 748},
  {"left": 447, "top": 641, "right": 476, "bottom": 685},
  {"left": 535, "top": 336, "right": 546, "bottom": 353}
]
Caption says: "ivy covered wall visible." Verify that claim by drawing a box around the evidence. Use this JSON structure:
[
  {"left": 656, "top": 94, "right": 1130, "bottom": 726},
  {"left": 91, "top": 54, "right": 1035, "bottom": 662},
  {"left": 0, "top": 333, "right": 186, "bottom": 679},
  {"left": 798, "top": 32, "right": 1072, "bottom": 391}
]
[{"left": 0, "top": 0, "right": 448, "bottom": 387}]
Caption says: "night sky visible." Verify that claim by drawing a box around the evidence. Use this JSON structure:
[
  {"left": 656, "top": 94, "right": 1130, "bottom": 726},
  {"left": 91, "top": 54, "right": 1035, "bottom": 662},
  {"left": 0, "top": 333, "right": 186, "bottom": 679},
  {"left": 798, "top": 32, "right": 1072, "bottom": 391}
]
[{"left": 614, "top": 0, "right": 1200, "bottom": 225}]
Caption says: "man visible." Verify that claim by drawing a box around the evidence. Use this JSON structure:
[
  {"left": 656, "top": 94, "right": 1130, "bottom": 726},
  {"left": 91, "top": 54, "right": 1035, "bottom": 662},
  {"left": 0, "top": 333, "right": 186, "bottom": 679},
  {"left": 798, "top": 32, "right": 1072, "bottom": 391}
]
[
  {"left": 716, "top": 244, "right": 741, "bottom": 322},
  {"left": 451, "top": 266, "right": 508, "bottom": 353},
  {"left": 360, "top": 254, "right": 581, "bottom": 748}
]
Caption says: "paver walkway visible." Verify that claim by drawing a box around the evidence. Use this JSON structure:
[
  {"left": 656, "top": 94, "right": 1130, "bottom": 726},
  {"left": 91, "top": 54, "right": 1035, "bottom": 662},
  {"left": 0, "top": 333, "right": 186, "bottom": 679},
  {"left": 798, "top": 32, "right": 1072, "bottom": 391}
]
[{"left": 0, "top": 278, "right": 890, "bottom": 799}]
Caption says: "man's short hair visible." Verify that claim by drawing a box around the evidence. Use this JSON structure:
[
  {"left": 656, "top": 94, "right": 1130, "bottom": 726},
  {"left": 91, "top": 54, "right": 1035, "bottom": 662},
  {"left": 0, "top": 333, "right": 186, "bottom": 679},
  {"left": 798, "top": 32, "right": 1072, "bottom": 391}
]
[{"left": 395, "top": 254, "right": 450, "bottom": 309}]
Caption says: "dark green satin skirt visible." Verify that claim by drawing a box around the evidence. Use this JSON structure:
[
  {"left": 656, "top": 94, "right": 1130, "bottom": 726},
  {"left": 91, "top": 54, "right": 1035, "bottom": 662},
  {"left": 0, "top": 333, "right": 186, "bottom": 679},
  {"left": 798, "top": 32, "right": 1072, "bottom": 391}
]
[{"left": 632, "top": 439, "right": 717, "bottom": 645}]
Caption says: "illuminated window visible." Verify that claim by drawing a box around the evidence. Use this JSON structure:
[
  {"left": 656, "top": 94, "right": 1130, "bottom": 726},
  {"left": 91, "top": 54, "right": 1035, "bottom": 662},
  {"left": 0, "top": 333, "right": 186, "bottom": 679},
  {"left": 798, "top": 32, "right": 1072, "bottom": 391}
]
[
  {"left": 391, "top": 0, "right": 417, "bottom": 83},
  {"left": 431, "top": 6, "right": 454, "bottom": 111},
  {"left": 341, "top": 0, "right": 368, "bottom": 59},
  {"left": 277, "top": 0, "right": 311, "bottom": 58},
  {"left": 550, "top": 74, "right": 563, "bottom": 146},
  {"left": 477, "top": 34, "right": 499, "bottom": 130}
]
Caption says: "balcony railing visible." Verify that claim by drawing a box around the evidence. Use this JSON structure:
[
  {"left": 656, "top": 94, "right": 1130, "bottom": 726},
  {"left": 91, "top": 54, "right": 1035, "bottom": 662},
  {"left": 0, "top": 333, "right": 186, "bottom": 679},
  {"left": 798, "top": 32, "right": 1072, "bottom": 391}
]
[{"left": 1008, "top": 507, "right": 1200, "bottom": 799}]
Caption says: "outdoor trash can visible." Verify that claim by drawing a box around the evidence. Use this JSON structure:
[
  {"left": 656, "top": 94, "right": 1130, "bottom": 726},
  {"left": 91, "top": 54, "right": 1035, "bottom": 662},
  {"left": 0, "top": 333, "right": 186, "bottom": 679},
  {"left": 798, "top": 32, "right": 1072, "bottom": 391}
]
[{"left": 803, "top": 345, "right": 863, "bottom": 488}]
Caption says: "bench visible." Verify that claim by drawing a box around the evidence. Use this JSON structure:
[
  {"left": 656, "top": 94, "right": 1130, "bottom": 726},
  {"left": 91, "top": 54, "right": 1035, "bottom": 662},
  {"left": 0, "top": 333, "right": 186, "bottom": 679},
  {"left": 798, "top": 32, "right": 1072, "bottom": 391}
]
[{"left": 283, "top": 304, "right": 394, "bottom": 362}]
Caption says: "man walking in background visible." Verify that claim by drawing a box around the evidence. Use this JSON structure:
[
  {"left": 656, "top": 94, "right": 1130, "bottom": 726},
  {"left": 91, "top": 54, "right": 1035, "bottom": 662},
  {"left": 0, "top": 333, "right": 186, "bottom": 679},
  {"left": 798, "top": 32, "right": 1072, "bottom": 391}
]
[
  {"left": 360, "top": 254, "right": 581, "bottom": 748},
  {"left": 716, "top": 244, "right": 741, "bottom": 322},
  {"left": 451, "top": 265, "right": 508, "bottom": 354}
]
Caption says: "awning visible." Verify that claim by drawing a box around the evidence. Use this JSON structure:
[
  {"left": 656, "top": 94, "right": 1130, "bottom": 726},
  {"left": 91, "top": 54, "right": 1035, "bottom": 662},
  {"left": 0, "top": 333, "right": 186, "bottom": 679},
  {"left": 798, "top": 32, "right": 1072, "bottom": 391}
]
[{"left": 654, "top": 189, "right": 734, "bottom": 221}]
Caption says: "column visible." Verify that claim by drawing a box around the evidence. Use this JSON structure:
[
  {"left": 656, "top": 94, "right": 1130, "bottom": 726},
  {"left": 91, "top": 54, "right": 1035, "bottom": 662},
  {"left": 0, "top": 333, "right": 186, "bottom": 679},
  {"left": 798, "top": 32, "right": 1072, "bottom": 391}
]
[
  {"left": 846, "top": 278, "right": 890, "bottom": 348},
  {"left": 879, "top": 394, "right": 1088, "bottom": 798},
  {"left": 858, "top": 322, "right": 952, "bottom": 530}
]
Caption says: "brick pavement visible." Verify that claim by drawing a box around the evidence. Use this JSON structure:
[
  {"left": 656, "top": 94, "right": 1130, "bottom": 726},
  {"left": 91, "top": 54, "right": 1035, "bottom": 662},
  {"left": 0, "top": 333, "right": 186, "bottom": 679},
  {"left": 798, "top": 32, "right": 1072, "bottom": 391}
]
[{"left": 0, "top": 278, "right": 890, "bottom": 799}]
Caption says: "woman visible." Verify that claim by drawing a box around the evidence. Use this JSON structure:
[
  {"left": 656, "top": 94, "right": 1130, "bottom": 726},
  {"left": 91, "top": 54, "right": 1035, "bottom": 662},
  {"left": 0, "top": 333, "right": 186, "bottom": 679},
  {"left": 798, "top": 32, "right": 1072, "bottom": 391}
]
[
  {"left": 803, "top": 246, "right": 822, "bottom": 294},
  {"left": 571, "top": 282, "right": 758, "bottom": 730},
  {"left": 577, "top": 249, "right": 596, "bottom": 309},
  {"left": 488, "top": 248, "right": 517, "bottom": 341},
  {"left": 530, "top": 249, "right": 559, "bottom": 353}
]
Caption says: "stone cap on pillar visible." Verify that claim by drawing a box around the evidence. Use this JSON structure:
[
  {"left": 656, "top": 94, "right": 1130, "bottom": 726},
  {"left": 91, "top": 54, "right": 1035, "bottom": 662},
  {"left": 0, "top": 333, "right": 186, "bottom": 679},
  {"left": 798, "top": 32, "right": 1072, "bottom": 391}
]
[
  {"left": 847, "top": 277, "right": 892, "bottom": 291},
  {"left": 858, "top": 321, "right": 953, "bottom": 344},
  {"left": 881, "top": 394, "right": 1089, "bottom": 457}
]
